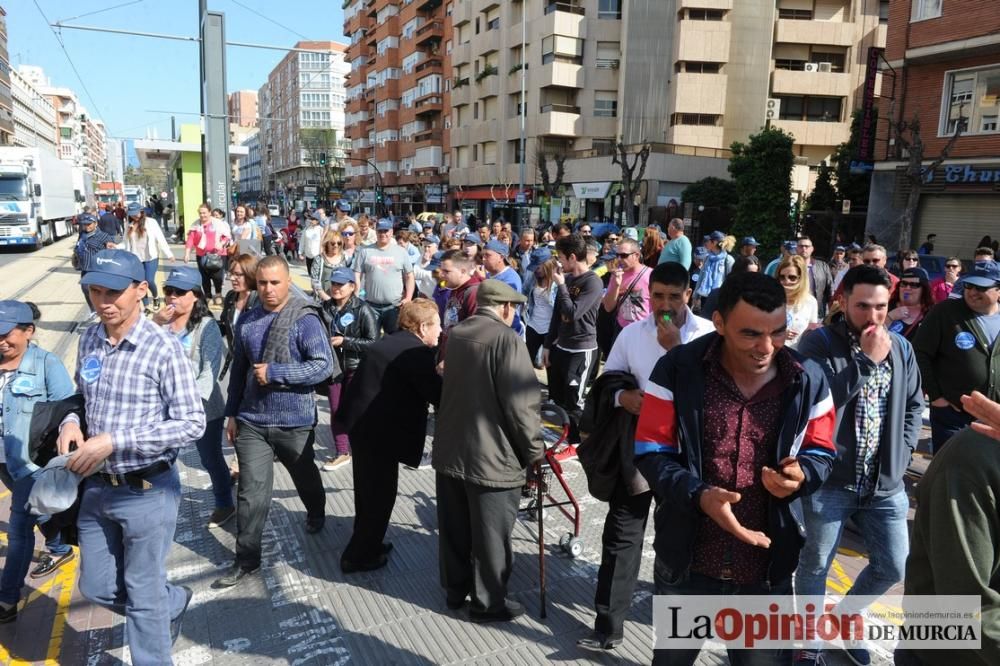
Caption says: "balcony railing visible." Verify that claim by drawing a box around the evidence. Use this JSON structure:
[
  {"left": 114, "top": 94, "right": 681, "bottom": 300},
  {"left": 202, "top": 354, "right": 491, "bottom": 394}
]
[
  {"left": 544, "top": 2, "right": 585, "bottom": 16},
  {"left": 540, "top": 103, "right": 580, "bottom": 114},
  {"left": 415, "top": 58, "right": 443, "bottom": 74},
  {"left": 565, "top": 141, "right": 733, "bottom": 160},
  {"left": 596, "top": 58, "right": 620, "bottom": 69}
]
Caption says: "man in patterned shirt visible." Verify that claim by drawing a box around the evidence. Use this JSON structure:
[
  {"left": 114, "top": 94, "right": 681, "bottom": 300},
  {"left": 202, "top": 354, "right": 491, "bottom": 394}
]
[
  {"left": 795, "top": 265, "right": 924, "bottom": 666},
  {"left": 57, "top": 249, "right": 206, "bottom": 665}
]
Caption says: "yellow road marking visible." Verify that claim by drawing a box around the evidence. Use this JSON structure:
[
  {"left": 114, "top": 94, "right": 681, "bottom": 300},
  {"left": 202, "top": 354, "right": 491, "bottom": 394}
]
[{"left": 44, "top": 557, "right": 77, "bottom": 665}]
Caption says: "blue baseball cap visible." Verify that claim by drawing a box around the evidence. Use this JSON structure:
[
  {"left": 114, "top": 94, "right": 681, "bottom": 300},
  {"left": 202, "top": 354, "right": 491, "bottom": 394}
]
[
  {"left": 484, "top": 239, "right": 510, "bottom": 258},
  {"left": 462, "top": 234, "right": 481, "bottom": 245},
  {"left": 709, "top": 230, "right": 726, "bottom": 242},
  {"left": 422, "top": 219, "right": 435, "bottom": 229},
  {"left": 376, "top": 218, "right": 394, "bottom": 232},
  {"left": 422, "top": 234, "right": 440, "bottom": 245},
  {"left": 963, "top": 260, "right": 1000, "bottom": 288},
  {"left": 834, "top": 245, "right": 846, "bottom": 252},
  {"left": 741, "top": 236, "right": 759, "bottom": 247},
  {"left": 335, "top": 200, "right": 352, "bottom": 213},
  {"left": 0, "top": 301, "right": 34, "bottom": 336},
  {"left": 163, "top": 266, "right": 202, "bottom": 292},
  {"left": 427, "top": 251, "right": 445, "bottom": 270},
  {"left": 528, "top": 247, "right": 552, "bottom": 269},
  {"left": 328, "top": 266, "right": 356, "bottom": 285},
  {"left": 77, "top": 213, "right": 97, "bottom": 226},
  {"left": 310, "top": 211, "right": 324, "bottom": 221},
  {"left": 693, "top": 246, "right": 709, "bottom": 259},
  {"left": 80, "top": 249, "right": 146, "bottom": 290},
  {"left": 623, "top": 228, "right": 639, "bottom": 241},
  {"left": 783, "top": 240, "right": 798, "bottom": 252},
  {"left": 126, "top": 202, "right": 142, "bottom": 217}
]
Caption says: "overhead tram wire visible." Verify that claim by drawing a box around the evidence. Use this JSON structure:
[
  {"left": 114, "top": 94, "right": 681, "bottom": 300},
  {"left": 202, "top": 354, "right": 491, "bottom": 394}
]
[
  {"left": 56, "top": 0, "right": 146, "bottom": 24},
  {"left": 228, "top": 0, "right": 307, "bottom": 40}
]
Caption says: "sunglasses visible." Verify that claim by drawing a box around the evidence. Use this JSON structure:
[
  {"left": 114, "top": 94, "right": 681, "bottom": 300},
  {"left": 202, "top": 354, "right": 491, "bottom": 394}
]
[
  {"left": 163, "top": 286, "right": 191, "bottom": 297},
  {"left": 616, "top": 252, "right": 635, "bottom": 259},
  {"left": 902, "top": 257, "right": 919, "bottom": 262},
  {"left": 862, "top": 259, "right": 883, "bottom": 265},
  {"left": 778, "top": 273, "right": 800, "bottom": 283},
  {"left": 341, "top": 231, "right": 355, "bottom": 236},
  {"left": 964, "top": 283, "right": 997, "bottom": 292},
  {"left": 900, "top": 281, "right": 922, "bottom": 288},
  {"left": 946, "top": 263, "right": 961, "bottom": 269},
  {"left": 326, "top": 242, "right": 343, "bottom": 247}
]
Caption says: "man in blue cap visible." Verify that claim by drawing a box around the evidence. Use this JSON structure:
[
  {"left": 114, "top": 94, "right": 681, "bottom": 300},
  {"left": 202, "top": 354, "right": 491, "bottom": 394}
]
[
  {"left": 915, "top": 259, "right": 1000, "bottom": 452},
  {"left": 98, "top": 205, "right": 123, "bottom": 240},
  {"left": 354, "top": 219, "right": 415, "bottom": 333},
  {"left": 765, "top": 240, "right": 797, "bottom": 277},
  {"left": 57, "top": 249, "right": 205, "bottom": 663},
  {"left": 692, "top": 230, "right": 734, "bottom": 319},
  {"left": 483, "top": 240, "right": 523, "bottom": 335},
  {"left": 74, "top": 214, "right": 118, "bottom": 320},
  {"left": 333, "top": 200, "right": 355, "bottom": 230},
  {"left": 739, "top": 236, "right": 759, "bottom": 258}
]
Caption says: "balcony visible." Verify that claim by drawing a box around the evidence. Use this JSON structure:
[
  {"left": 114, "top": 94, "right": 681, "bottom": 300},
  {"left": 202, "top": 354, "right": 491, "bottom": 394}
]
[
  {"left": 374, "top": 143, "right": 400, "bottom": 163},
  {"left": 774, "top": 19, "right": 856, "bottom": 47},
  {"left": 415, "top": 21, "right": 444, "bottom": 48},
  {"left": 771, "top": 119, "right": 850, "bottom": 147},
  {"left": 451, "top": 80, "right": 472, "bottom": 106},
  {"left": 452, "top": 42, "right": 472, "bottom": 66},
  {"left": 415, "top": 58, "right": 443, "bottom": 75},
  {"left": 673, "top": 73, "right": 727, "bottom": 115},
  {"left": 413, "top": 129, "right": 443, "bottom": 149},
  {"left": 536, "top": 61, "right": 584, "bottom": 88},
  {"left": 476, "top": 74, "right": 500, "bottom": 98},
  {"left": 416, "top": 0, "right": 443, "bottom": 13},
  {"left": 475, "top": 29, "right": 501, "bottom": 57},
  {"left": 544, "top": 2, "right": 585, "bottom": 16},
  {"left": 538, "top": 6, "right": 585, "bottom": 38},
  {"left": 537, "top": 105, "right": 581, "bottom": 137},
  {"left": 414, "top": 94, "right": 444, "bottom": 116},
  {"left": 771, "top": 69, "right": 851, "bottom": 98}
]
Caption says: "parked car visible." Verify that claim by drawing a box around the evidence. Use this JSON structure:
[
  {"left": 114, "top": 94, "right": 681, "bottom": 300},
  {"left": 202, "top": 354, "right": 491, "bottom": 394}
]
[{"left": 267, "top": 204, "right": 281, "bottom": 217}]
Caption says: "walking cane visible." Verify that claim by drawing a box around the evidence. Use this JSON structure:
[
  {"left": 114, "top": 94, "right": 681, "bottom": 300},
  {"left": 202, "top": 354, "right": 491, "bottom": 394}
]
[{"left": 537, "top": 458, "right": 547, "bottom": 619}]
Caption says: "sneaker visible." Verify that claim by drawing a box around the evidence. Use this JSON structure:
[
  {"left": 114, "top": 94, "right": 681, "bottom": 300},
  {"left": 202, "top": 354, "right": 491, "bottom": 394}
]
[
  {"left": 843, "top": 638, "right": 871, "bottom": 666},
  {"left": 169, "top": 586, "right": 193, "bottom": 645},
  {"left": 207, "top": 506, "right": 236, "bottom": 529},
  {"left": 0, "top": 603, "right": 16, "bottom": 624},
  {"left": 30, "top": 550, "right": 75, "bottom": 579},
  {"left": 322, "top": 454, "right": 352, "bottom": 471},
  {"left": 552, "top": 443, "right": 578, "bottom": 462},
  {"left": 793, "top": 649, "right": 825, "bottom": 665},
  {"left": 212, "top": 564, "right": 260, "bottom": 589},
  {"left": 577, "top": 631, "right": 623, "bottom": 650}
]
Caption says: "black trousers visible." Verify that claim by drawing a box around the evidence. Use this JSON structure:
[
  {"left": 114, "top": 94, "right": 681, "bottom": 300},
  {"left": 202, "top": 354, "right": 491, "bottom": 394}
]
[
  {"left": 545, "top": 346, "right": 597, "bottom": 443},
  {"left": 233, "top": 422, "right": 326, "bottom": 570},
  {"left": 342, "top": 433, "right": 399, "bottom": 564},
  {"left": 436, "top": 473, "right": 520, "bottom": 613},
  {"left": 197, "top": 255, "right": 225, "bottom": 298},
  {"left": 594, "top": 486, "right": 653, "bottom": 638},
  {"left": 525, "top": 326, "right": 546, "bottom": 367}
]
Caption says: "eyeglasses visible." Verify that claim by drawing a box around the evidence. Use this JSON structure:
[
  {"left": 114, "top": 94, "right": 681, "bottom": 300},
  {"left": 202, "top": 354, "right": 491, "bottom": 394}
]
[
  {"left": 616, "top": 252, "right": 635, "bottom": 259},
  {"left": 228, "top": 271, "right": 245, "bottom": 278},
  {"left": 945, "top": 263, "right": 961, "bottom": 269},
  {"left": 341, "top": 231, "right": 355, "bottom": 236},
  {"left": 606, "top": 237, "right": 619, "bottom": 243},
  {"left": 327, "top": 242, "right": 343, "bottom": 248},
  {"left": 900, "top": 281, "right": 922, "bottom": 289},
  {"left": 163, "top": 287, "right": 191, "bottom": 297},
  {"left": 862, "top": 258, "right": 883, "bottom": 265},
  {"left": 778, "top": 273, "right": 800, "bottom": 283},
  {"left": 580, "top": 229, "right": 592, "bottom": 234}
]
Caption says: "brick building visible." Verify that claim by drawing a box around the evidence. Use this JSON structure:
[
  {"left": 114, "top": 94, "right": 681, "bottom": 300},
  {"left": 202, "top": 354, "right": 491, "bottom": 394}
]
[
  {"left": 227, "top": 90, "right": 259, "bottom": 128},
  {"left": 866, "top": 0, "right": 1000, "bottom": 256}
]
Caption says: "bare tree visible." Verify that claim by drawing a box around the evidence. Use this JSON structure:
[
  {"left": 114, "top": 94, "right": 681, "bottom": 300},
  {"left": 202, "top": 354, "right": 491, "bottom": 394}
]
[
  {"left": 612, "top": 141, "right": 651, "bottom": 228},
  {"left": 535, "top": 145, "right": 566, "bottom": 200},
  {"left": 893, "top": 113, "right": 963, "bottom": 250}
]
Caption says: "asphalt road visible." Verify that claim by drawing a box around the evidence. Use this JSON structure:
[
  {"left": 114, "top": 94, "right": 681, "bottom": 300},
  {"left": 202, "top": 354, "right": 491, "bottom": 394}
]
[{"left": 0, "top": 234, "right": 75, "bottom": 268}]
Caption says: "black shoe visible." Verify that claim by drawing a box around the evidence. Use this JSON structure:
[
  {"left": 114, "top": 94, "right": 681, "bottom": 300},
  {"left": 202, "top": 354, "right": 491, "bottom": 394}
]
[
  {"left": 577, "top": 631, "right": 623, "bottom": 651},
  {"left": 446, "top": 594, "right": 467, "bottom": 611},
  {"left": 340, "top": 554, "right": 388, "bottom": 574},
  {"left": 305, "top": 517, "right": 325, "bottom": 534},
  {"left": 170, "top": 586, "right": 193, "bottom": 645},
  {"left": 213, "top": 564, "right": 260, "bottom": 588},
  {"left": 0, "top": 603, "right": 16, "bottom": 624},
  {"left": 469, "top": 600, "right": 526, "bottom": 624},
  {"left": 381, "top": 542, "right": 393, "bottom": 555},
  {"left": 30, "top": 550, "right": 75, "bottom": 579}
]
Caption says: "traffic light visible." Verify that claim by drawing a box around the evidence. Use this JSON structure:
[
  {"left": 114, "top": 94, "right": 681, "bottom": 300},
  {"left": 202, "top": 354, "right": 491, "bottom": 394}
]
[
  {"left": 375, "top": 190, "right": 383, "bottom": 203},
  {"left": 319, "top": 152, "right": 327, "bottom": 166}
]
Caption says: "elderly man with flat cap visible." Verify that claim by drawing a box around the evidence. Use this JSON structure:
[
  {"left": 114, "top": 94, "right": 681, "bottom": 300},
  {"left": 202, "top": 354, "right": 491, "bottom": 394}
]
[{"left": 433, "top": 280, "right": 543, "bottom": 623}]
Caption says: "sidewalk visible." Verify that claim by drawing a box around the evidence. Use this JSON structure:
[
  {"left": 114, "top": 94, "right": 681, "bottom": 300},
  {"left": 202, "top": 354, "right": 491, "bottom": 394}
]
[{"left": 0, "top": 241, "right": 909, "bottom": 665}]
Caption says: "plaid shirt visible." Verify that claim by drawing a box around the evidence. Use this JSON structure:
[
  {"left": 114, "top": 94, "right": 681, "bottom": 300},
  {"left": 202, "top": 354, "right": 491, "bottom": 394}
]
[
  {"left": 849, "top": 330, "right": 892, "bottom": 496},
  {"left": 67, "top": 316, "right": 205, "bottom": 473}
]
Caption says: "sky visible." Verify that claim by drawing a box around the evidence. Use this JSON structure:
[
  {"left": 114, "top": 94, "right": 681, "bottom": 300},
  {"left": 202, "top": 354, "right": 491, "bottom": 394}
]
[{"left": 8, "top": 0, "right": 346, "bottom": 147}]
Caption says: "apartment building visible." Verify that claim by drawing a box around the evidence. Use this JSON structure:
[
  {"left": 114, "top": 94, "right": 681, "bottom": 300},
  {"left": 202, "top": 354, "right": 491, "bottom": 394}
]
[
  {"left": 228, "top": 90, "right": 259, "bottom": 128},
  {"left": 446, "top": 0, "right": 886, "bottom": 222},
  {"left": 343, "top": 0, "right": 452, "bottom": 213},
  {"left": 237, "top": 129, "right": 263, "bottom": 200},
  {"left": 10, "top": 65, "right": 57, "bottom": 153},
  {"left": 85, "top": 118, "right": 108, "bottom": 182},
  {"left": 258, "top": 41, "right": 350, "bottom": 208},
  {"left": 0, "top": 7, "right": 12, "bottom": 146},
  {"left": 866, "top": 0, "right": 1000, "bottom": 256}
]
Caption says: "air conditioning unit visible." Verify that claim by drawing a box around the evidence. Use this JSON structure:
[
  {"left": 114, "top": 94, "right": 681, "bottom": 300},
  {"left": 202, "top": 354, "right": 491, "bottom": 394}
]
[
  {"left": 818, "top": 62, "right": 833, "bottom": 73},
  {"left": 804, "top": 62, "right": 819, "bottom": 72}
]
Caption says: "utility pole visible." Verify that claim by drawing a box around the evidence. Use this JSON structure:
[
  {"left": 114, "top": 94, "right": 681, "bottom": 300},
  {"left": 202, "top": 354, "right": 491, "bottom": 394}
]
[
  {"left": 199, "top": 4, "right": 232, "bottom": 218},
  {"left": 517, "top": 0, "right": 527, "bottom": 227}
]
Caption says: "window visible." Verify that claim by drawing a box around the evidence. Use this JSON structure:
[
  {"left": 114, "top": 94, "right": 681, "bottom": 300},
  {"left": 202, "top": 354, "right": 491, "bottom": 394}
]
[
  {"left": 879, "top": 0, "right": 890, "bottom": 24},
  {"left": 594, "top": 91, "right": 617, "bottom": 117},
  {"left": 776, "top": 95, "right": 843, "bottom": 122},
  {"left": 598, "top": 0, "right": 622, "bottom": 20},
  {"left": 811, "top": 52, "right": 846, "bottom": 73},
  {"left": 541, "top": 34, "right": 584, "bottom": 65},
  {"left": 596, "top": 42, "right": 620, "bottom": 69},
  {"left": 775, "top": 59, "right": 807, "bottom": 71},
  {"left": 941, "top": 66, "right": 1000, "bottom": 136},
  {"left": 911, "top": 0, "right": 941, "bottom": 21},
  {"left": 509, "top": 140, "right": 523, "bottom": 164},
  {"left": 676, "top": 61, "right": 721, "bottom": 74},
  {"left": 670, "top": 113, "right": 721, "bottom": 126},
  {"left": 685, "top": 8, "right": 725, "bottom": 20},
  {"left": 483, "top": 141, "right": 497, "bottom": 165},
  {"left": 777, "top": 8, "right": 812, "bottom": 20}
]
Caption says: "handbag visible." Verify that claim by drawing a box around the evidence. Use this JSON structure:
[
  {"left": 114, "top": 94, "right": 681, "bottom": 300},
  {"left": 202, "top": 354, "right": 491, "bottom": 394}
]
[
  {"left": 596, "top": 267, "right": 647, "bottom": 356},
  {"left": 202, "top": 252, "right": 224, "bottom": 272}
]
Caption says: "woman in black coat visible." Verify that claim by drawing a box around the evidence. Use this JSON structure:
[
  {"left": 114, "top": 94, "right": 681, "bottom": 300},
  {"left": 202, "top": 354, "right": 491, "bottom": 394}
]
[
  {"left": 335, "top": 299, "right": 443, "bottom": 573},
  {"left": 320, "top": 267, "right": 378, "bottom": 471}
]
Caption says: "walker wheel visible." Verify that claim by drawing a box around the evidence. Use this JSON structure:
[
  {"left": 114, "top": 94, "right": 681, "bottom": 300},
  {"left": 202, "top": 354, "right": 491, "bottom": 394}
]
[
  {"left": 559, "top": 533, "right": 572, "bottom": 548},
  {"left": 524, "top": 499, "right": 538, "bottom": 520},
  {"left": 566, "top": 537, "right": 583, "bottom": 558}
]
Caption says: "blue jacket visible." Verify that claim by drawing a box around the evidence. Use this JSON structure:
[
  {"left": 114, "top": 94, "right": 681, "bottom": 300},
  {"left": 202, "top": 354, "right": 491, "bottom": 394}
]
[
  {"left": 634, "top": 332, "right": 837, "bottom": 586},
  {"left": 2, "top": 345, "right": 75, "bottom": 480}
]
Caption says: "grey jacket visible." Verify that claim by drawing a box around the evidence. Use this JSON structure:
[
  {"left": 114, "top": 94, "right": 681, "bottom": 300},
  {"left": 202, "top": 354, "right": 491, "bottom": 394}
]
[
  {"left": 433, "top": 308, "right": 543, "bottom": 488},
  {"left": 798, "top": 320, "right": 924, "bottom": 497},
  {"left": 807, "top": 259, "right": 833, "bottom": 317}
]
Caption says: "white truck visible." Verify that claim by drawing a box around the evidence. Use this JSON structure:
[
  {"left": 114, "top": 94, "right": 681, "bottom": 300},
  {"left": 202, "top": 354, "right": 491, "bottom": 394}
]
[
  {"left": 123, "top": 185, "right": 145, "bottom": 208},
  {"left": 0, "top": 147, "right": 77, "bottom": 249}
]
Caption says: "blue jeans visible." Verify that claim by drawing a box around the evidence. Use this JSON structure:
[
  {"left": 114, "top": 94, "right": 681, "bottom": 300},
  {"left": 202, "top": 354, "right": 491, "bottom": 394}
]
[
  {"left": 77, "top": 465, "right": 189, "bottom": 666},
  {"left": 142, "top": 258, "right": 160, "bottom": 305},
  {"left": 0, "top": 466, "right": 72, "bottom": 604},
  {"left": 368, "top": 302, "right": 400, "bottom": 334},
  {"left": 796, "top": 486, "right": 909, "bottom": 613},
  {"left": 652, "top": 563, "right": 792, "bottom": 666},
  {"left": 195, "top": 417, "right": 234, "bottom": 509},
  {"left": 929, "top": 404, "right": 972, "bottom": 454}
]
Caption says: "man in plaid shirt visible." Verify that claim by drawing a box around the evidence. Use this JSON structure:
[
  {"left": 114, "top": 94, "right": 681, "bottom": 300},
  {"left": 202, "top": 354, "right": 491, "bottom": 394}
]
[
  {"left": 794, "top": 265, "right": 924, "bottom": 666},
  {"left": 58, "top": 249, "right": 205, "bottom": 665}
]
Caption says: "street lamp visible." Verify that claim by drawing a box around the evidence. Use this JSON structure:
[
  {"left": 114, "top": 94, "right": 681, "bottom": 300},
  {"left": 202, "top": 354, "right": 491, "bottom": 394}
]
[{"left": 342, "top": 155, "right": 385, "bottom": 217}]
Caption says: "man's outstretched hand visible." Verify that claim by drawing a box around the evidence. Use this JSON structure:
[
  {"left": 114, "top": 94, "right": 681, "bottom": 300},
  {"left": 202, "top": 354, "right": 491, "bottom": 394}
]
[{"left": 698, "top": 486, "right": 771, "bottom": 549}]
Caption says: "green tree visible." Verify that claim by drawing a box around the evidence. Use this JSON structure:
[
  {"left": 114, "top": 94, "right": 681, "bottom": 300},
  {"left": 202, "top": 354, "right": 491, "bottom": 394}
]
[
  {"left": 831, "top": 109, "right": 874, "bottom": 210},
  {"left": 805, "top": 161, "right": 838, "bottom": 212},
  {"left": 728, "top": 126, "right": 795, "bottom": 252},
  {"left": 681, "top": 177, "right": 738, "bottom": 209},
  {"left": 300, "top": 128, "right": 343, "bottom": 199},
  {"left": 123, "top": 165, "right": 167, "bottom": 195}
]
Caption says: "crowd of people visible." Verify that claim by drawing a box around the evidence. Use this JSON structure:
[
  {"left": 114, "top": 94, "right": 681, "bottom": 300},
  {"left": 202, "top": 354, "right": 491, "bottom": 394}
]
[{"left": 3, "top": 202, "right": 1000, "bottom": 665}]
